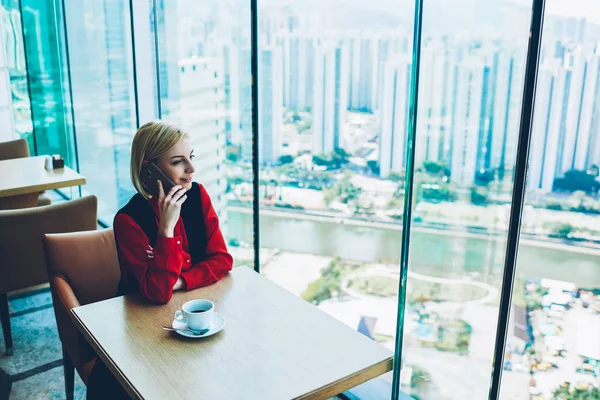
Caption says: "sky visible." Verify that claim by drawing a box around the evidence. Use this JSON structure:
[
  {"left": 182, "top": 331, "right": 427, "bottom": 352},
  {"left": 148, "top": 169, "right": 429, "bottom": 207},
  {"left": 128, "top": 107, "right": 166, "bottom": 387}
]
[{"left": 506, "top": 0, "right": 600, "bottom": 23}]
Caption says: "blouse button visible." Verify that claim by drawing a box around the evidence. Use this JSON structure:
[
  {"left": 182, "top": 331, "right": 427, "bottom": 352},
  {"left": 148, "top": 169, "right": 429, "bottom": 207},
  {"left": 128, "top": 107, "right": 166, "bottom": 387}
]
[
  {"left": 187, "top": 259, "right": 191, "bottom": 263},
  {"left": 177, "top": 240, "right": 181, "bottom": 245}
]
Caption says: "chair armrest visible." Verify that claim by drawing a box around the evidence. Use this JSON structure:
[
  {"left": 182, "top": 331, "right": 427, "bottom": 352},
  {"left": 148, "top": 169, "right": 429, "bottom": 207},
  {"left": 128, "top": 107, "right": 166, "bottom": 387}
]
[
  {"left": 49, "top": 276, "right": 96, "bottom": 380},
  {"left": 51, "top": 276, "right": 81, "bottom": 310}
]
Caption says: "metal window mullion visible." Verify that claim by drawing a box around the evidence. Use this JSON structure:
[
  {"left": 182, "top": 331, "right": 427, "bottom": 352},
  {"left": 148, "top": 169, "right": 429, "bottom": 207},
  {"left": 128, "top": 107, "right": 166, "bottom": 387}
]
[
  {"left": 488, "top": 1, "right": 546, "bottom": 399},
  {"left": 391, "top": 1, "right": 424, "bottom": 399},
  {"left": 151, "top": 0, "right": 162, "bottom": 119},
  {"left": 251, "top": 0, "right": 260, "bottom": 273},
  {"left": 129, "top": 0, "right": 158, "bottom": 127},
  {"left": 58, "top": 0, "right": 81, "bottom": 199}
]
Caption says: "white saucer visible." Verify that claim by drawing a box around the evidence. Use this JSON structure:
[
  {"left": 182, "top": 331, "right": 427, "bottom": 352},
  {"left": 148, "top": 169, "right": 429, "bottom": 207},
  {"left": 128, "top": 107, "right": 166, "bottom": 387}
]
[{"left": 171, "top": 312, "right": 226, "bottom": 339}]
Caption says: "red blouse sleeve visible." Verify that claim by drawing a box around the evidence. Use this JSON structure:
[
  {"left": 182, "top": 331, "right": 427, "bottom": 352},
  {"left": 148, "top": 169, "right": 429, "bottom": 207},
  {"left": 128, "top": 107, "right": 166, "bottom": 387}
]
[
  {"left": 179, "top": 184, "right": 233, "bottom": 290},
  {"left": 114, "top": 213, "right": 183, "bottom": 304}
]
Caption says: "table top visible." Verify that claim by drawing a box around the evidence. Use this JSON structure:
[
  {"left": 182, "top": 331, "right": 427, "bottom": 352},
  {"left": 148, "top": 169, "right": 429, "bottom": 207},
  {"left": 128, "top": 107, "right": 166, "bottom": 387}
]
[
  {"left": 71, "top": 266, "right": 394, "bottom": 400},
  {"left": 0, "top": 156, "right": 86, "bottom": 198}
]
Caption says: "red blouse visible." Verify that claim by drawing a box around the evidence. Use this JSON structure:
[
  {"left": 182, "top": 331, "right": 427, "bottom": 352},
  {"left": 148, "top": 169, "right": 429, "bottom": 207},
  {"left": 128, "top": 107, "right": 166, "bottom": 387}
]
[{"left": 114, "top": 184, "right": 233, "bottom": 304}]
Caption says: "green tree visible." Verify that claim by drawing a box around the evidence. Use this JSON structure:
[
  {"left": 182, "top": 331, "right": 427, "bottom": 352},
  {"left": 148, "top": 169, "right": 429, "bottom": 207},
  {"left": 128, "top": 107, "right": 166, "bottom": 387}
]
[
  {"left": 278, "top": 154, "right": 294, "bottom": 165},
  {"left": 225, "top": 145, "right": 240, "bottom": 162},
  {"left": 423, "top": 161, "right": 443, "bottom": 175},
  {"left": 548, "top": 223, "right": 574, "bottom": 239},
  {"left": 553, "top": 169, "right": 600, "bottom": 194},
  {"left": 324, "top": 172, "right": 361, "bottom": 204},
  {"left": 552, "top": 383, "right": 600, "bottom": 399},
  {"left": 419, "top": 183, "right": 456, "bottom": 202},
  {"left": 367, "top": 159, "right": 380, "bottom": 175},
  {"left": 470, "top": 186, "right": 488, "bottom": 205},
  {"left": 301, "top": 257, "right": 344, "bottom": 304},
  {"left": 312, "top": 149, "right": 349, "bottom": 169},
  {"left": 388, "top": 171, "right": 404, "bottom": 182}
]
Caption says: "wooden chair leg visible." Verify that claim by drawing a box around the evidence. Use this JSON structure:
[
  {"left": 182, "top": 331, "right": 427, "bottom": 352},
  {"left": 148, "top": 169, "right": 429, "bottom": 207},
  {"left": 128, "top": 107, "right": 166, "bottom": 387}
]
[
  {"left": 0, "top": 293, "right": 13, "bottom": 356},
  {"left": 63, "top": 347, "right": 75, "bottom": 400}
]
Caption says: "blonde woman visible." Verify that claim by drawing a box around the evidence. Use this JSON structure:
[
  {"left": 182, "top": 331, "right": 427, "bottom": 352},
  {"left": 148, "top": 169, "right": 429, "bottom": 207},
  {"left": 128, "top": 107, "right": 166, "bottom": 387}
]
[{"left": 87, "top": 121, "right": 232, "bottom": 399}]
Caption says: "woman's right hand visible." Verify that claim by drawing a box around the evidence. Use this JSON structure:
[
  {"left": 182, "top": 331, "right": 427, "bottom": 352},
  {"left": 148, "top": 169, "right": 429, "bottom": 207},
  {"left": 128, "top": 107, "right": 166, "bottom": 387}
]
[{"left": 157, "top": 180, "right": 187, "bottom": 238}]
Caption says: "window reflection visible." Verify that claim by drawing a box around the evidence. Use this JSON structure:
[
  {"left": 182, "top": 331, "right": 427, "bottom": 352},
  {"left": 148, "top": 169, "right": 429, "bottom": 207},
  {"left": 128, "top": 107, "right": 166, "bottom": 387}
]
[
  {"left": 0, "top": 1, "right": 33, "bottom": 146},
  {"left": 63, "top": 0, "right": 137, "bottom": 220}
]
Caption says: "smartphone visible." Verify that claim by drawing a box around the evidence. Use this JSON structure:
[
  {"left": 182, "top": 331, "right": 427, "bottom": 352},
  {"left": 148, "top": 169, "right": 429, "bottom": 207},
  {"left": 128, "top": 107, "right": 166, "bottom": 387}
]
[{"left": 140, "top": 162, "right": 176, "bottom": 196}]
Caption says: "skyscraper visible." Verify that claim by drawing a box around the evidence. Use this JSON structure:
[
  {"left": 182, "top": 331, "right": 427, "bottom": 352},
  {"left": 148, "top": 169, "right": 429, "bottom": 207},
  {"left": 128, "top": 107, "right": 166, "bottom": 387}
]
[
  {"left": 528, "top": 64, "right": 555, "bottom": 191},
  {"left": 259, "top": 47, "right": 283, "bottom": 164},
  {"left": 282, "top": 34, "right": 316, "bottom": 110},
  {"left": 176, "top": 56, "right": 227, "bottom": 222},
  {"left": 542, "top": 62, "right": 570, "bottom": 190},
  {"left": 379, "top": 57, "right": 411, "bottom": 178},
  {"left": 347, "top": 36, "right": 376, "bottom": 112},
  {"left": 222, "top": 44, "right": 241, "bottom": 143},
  {"left": 240, "top": 48, "right": 253, "bottom": 162},
  {"left": 560, "top": 48, "right": 586, "bottom": 172},
  {"left": 416, "top": 43, "right": 446, "bottom": 167},
  {"left": 586, "top": 47, "right": 600, "bottom": 169},
  {"left": 450, "top": 58, "right": 486, "bottom": 187},
  {"left": 490, "top": 50, "right": 525, "bottom": 183},
  {"left": 574, "top": 48, "right": 600, "bottom": 169},
  {"left": 312, "top": 44, "right": 349, "bottom": 154}
]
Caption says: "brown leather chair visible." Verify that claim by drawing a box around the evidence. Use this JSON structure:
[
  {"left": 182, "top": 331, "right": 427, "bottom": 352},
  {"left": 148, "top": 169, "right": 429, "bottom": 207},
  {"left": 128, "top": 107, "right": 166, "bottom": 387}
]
[
  {"left": 44, "top": 228, "right": 121, "bottom": 399},
  {"left": 0, "top": 196, "right": 97, "bottom": 356},
  {"left": 0, "top": 138, "right": 51, "bottom": 206}
]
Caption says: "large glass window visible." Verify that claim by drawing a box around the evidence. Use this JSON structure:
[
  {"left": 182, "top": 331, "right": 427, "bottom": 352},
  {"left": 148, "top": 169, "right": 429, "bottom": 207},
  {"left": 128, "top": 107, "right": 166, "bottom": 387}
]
[
  {"left": 62, "top": 0, "right": 138, "bottom": 221},
  {"left": 1, "top": 0, "right": 33, "bottom": 147},
  {"left": 252, "top": 1, "right": 416, "bottom": 393},
  {"left": 19, "top": 0, "right": 75, "bottom": 165},
  {"left": 398, "top": 1, "right": 533, "bottom": 398},
  {"left": 156, "top": 0, "right": 254, "bottom": 268},
  {"left": 501, "top": 6, "right": 600, "bottom": 399}
]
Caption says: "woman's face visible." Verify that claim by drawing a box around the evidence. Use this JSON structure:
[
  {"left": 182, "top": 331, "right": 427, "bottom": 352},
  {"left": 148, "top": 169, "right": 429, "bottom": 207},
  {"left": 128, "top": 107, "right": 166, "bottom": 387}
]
[{"left": 156, "top": 137, "right": 196, "bottom": 191}]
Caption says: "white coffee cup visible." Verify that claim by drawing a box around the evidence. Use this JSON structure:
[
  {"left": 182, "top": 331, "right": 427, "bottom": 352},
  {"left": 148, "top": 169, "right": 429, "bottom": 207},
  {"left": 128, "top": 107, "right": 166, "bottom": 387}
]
[{"left": 174, "top": 299, "right": 214, "bottom": 331}]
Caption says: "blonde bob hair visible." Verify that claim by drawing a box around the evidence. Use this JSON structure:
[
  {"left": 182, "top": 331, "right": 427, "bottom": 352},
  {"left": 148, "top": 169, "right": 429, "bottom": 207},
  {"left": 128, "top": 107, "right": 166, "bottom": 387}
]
[{"left": 130, "top": 120, "right": 189, "bottom": 198}]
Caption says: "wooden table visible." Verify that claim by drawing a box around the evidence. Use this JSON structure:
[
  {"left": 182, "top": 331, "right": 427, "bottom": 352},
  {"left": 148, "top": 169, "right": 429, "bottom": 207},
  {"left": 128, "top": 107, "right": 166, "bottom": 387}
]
[
  {"left": 72, "top": 266, "right": 394, "bottom": 399},
  {"left": 0, "top": 156, "right": 86, "bottom": 209}
]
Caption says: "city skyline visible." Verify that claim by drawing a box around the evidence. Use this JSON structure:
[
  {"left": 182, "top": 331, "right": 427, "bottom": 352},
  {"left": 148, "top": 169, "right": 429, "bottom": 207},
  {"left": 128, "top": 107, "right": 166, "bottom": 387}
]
[{"left": 237, "top": 6, "right": 600, "bottom": 194}]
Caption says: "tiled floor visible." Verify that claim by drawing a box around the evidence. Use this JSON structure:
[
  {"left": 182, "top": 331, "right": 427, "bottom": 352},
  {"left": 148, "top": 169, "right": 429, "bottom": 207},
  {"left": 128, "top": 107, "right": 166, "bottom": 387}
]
[{"left": 1, "top": 288, "right": 86, "bottom": 400}]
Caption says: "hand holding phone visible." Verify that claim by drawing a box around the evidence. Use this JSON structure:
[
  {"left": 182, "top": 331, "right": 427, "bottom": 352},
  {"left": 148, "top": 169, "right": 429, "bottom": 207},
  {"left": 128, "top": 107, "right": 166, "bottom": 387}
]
[
  {"left": 157, "top": 180, "right": 188, "bottom": 238},
  {"left": 140, "top": 162, "right": 176, "bottom": 197},
  {"left": 140, "top": 162, "right": 187, "bottom": 237}
]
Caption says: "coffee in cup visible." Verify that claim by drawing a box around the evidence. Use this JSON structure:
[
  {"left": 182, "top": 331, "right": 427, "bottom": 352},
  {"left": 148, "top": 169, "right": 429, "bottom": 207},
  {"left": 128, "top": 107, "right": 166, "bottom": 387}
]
[{"left": 174, "top": 299, "right": 214, "bottom": 331}]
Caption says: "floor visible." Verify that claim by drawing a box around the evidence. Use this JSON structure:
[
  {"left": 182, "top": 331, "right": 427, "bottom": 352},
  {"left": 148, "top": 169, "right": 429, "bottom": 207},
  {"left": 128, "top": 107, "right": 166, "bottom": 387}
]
[{"left": 0, "top": 288, "right": 87, "bottom": 400}]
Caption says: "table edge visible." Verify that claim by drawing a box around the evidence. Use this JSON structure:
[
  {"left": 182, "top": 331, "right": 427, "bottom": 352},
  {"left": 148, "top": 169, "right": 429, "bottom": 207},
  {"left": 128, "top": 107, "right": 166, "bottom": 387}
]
[
  {"left": 295, "top": 355, "right": 394, "bottom": 400},
  {"left": 71, "top": 307, "right": 143, "bottom": 400},
  {"left": 0, "top": 176, "right": 86, "bottom": 197}
]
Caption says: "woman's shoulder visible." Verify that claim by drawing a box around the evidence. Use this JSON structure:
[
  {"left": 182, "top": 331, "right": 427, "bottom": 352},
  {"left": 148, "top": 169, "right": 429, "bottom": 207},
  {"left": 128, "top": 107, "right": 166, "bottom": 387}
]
[
  {"left": 117, "top": 193, "right": 147, "bottom": 214},
  {"left": 114, "top": 193, "right": 152, "bottom": 228}
]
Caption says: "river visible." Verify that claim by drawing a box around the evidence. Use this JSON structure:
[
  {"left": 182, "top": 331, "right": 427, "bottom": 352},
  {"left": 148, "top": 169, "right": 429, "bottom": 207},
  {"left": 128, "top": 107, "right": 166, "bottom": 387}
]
[{"left": 227, "top": 208, "right": 600, "bottom": 289}]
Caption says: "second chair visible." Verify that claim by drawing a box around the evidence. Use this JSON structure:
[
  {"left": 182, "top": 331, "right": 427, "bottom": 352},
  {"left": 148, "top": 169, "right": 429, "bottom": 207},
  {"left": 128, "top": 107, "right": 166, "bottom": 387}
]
[{"left": 0, "top": 195, "right": 98, "bottom": 356}]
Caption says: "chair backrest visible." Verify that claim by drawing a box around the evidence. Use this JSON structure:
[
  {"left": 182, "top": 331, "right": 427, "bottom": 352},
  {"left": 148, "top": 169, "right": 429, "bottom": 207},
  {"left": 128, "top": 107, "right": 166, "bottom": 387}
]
[
  {"left": 0, "top": 138, "right": 30, "bottom": 161},
  {"left": 44, "top": 228, "right": 121, "bottom": 306},
  {"left": 0, "top": 195, "right": 98, "bottom": 294},
  {"left": 44, "top": 228, "right": 121, "bottom": 381}
]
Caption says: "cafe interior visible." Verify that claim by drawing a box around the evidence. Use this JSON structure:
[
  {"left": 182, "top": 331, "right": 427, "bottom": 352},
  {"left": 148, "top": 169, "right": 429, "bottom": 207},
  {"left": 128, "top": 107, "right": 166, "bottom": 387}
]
[{"left": 2, "top": 0, "right": 600, "bottom": 399}]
